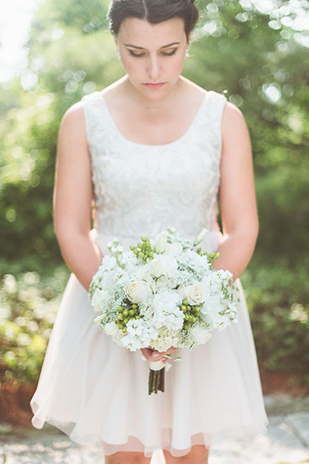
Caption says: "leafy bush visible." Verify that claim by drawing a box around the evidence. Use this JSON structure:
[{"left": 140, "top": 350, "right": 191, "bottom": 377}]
[
  {"left": 243, "top": 257, "right": 309, "bottom": 385},
  {"left": 0, "top": 267, "right": 69, "bottom": 385}
]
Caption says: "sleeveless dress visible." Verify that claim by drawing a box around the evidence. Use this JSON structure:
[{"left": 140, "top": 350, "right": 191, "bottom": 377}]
[{"left": 30, "top": 89, "right": 269, "bottom": 458}]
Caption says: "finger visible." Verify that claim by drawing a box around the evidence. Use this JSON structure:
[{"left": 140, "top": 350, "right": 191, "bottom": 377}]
[
  {"left": 143, "top": 348, "right": 152, "bottom": 356},
  {"left": 143, "top": 348, "right": 158, "bottom": 361}
]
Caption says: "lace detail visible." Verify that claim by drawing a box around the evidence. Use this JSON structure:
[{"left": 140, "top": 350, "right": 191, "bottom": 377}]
[{"left": 81, "top": 90, "right": 227, "bottom": 242}]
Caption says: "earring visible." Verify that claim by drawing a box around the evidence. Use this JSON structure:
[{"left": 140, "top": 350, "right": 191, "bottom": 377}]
[
  {"left": 116, "top": 49, "right": 120, "bottom": 59},
  {"left": 185, "top": 49, "right": 190, "bottom": 57}
]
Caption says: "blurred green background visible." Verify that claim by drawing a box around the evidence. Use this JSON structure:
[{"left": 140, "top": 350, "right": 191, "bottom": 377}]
[{"left": 0, "top": 0, "right": 308, "bottom": 401}]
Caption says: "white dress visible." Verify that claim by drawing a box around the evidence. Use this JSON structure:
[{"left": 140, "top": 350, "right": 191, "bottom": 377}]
[{"left": 30, "top": 89, "right": 269, "bottom": 458}]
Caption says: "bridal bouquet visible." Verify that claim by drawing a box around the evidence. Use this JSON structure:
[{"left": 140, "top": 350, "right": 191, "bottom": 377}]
[{"left": 88, "top": 227, "right": 239, "bottom": 395}]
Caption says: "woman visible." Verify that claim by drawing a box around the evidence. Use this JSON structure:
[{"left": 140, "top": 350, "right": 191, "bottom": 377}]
[{"left": 30, "top": 0, "right": 269, "bottom": 463}]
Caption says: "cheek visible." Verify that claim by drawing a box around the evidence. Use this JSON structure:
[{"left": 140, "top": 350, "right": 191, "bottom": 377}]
[
  {"left": 167, "top": 55, "right": 186, "bottom": 74},
  {"left": 121, "top": 56, "right": 142, "bottom": 75}
]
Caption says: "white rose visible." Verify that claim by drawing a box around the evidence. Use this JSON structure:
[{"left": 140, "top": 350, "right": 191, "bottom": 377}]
[
  {"left": 154, "top": 234, "right": 168, "bottom": 253},
  {"left": 190, "top": 325, "right": 212, "bottom": 345},
  {"left": 178, "top": 281, "right": 206, "bottom": 306},
  {"left": 104, "top": 321, "right": 120, "bottom": 337},
  {"left": 124, "top": 281, "right": 152, "bottom": 304},
  {"left": 147, "top": 257, "right": 165, "bottom": 278}
]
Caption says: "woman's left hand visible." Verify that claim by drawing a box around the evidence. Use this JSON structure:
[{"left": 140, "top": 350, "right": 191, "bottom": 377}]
[{"left": 141, "top": 346, "right": 177, "bottom": 363}]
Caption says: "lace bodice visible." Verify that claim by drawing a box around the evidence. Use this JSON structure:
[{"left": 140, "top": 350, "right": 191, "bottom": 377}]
[{"left": 81, "top": 89, "right": 227, "bottom": 247}]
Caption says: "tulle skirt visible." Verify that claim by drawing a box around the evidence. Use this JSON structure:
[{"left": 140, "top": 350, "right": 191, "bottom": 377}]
[{"left": 30, "top": 228, "right": 269, "bottom": 458}]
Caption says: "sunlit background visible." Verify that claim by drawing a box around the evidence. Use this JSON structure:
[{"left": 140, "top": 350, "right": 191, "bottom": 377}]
[
  {"left": 1, "top": 0, "right": 309, "bottom": 86},
  {"left": 0, "top": 0, "right": 40, "bottom": 83}
]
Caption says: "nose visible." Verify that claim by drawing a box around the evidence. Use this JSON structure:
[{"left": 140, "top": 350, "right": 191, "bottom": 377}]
[{"left": 146, "top": 54, "right": 162, "bottom": 80}]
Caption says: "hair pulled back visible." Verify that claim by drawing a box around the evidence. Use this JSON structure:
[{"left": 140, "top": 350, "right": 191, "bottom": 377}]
[{"left": 107, "top": 0, "right": 199, "bottom": 42}]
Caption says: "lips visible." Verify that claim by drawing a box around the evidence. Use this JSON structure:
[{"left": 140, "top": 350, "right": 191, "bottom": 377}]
[{"left": 144, "top": 83, "right": 166, "bottom": 87}]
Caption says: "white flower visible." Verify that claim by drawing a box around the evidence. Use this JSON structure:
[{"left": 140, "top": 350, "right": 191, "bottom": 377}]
[
  {"left": 216, "top": 268, "right": 233, "bottom": 283},
  {"left": 121, "top": 335, "right": 143, "bottom": 351},
  {"left": 124, "top": 281, "right": 152, "bottom": 304},
  {"left": 150, "top": 327, "right": 180, "bottom": 352},
  {"left": 91, "top": 288, "right": 109, "bottom": 311},
  {"left": 101, "top": 255, "right": 117, "bottom": 270},
  {"left": 121, "top": 319, "right": 152, "bottom": 350},
  {"left": 200, "top": 255, "right": 211, "bottom": 270},
  {"left": 201, "top": 294, "right": 220, "bottom": 314},
  {"left": 147, "top": 257, "right": 165, "bottom": 278},
  {"left": 178, "top": 281, "right": 206, "bottom": 306},
  {"left": 100, "top": 272, "right": 119, "bottom": 290},
  {"left": 153, "top": 290, "right": 182, "bottom": 314},
  {"left": 146, "top": 254, "right": 178, "bottom": 282},
  {"left": 190, "top": 325, "right": 212, "bottom": 344},
  {"left": 165, "top": 242, "right": 183, "bottom": 256},
  {"left": 126, "top": 318, "right": 145, "bottom": 337},
  {"left": 201, "top": 274, "right": 222, "bottom": 293},
  {"left": 193, "top": 228, "right": 208, "bottom": 246},
  {"left": 154, "top": 233, "right": 168, "bottom": 253},
  {"left": 104, "top": 321, "right": 120, "bottom": 337},
  {"left": 135, "top": 265, "right": 150, "bottom": 281},
  {"left": 162, "top": 255, "right": 178, "bottom": 279},
  {"left": 152, "top": 290, "right": 184, "bottom": 331},
  {"left": 155, "top": 275, "right": 173, "bottom": 291},
  {"left": 202, "top": 295, "right": 227, "bottom": 326}
]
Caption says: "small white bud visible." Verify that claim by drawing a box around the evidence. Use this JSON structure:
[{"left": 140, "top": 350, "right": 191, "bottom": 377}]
[{"left": 193, "top": 228, "right": 208, "bottom": 247}]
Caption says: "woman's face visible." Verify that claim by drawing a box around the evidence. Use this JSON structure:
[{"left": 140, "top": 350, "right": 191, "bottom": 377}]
[{"left": 114, "top": 17, "right": 189, "bottom": 100}]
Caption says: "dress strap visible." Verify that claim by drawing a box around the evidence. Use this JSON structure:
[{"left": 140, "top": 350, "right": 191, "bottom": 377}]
[
  {"left": 193, "top": 90, "right": 227, "bottom": 165},
  {"left": 81, "top": 91, "right": 114, "bottom": 158}
]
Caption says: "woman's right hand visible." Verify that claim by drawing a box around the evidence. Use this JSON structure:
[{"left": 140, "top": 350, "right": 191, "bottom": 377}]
[{"left": 141, "top": 346, "right": 177, "bottom": 364}]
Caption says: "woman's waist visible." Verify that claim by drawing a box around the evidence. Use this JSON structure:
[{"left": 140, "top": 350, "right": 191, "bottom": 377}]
[{"left": 90, "top": 227, "right": 223, "bottom": 254}]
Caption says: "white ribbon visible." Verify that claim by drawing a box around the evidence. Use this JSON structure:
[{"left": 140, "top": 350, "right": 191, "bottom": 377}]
[{"left": 147, "top": 360, "right": 167, "bottom": 371}]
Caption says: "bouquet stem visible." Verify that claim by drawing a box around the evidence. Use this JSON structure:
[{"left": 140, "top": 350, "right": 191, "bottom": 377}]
[{"left": 148, "top": 367, "right": 165, "bottom": 394}]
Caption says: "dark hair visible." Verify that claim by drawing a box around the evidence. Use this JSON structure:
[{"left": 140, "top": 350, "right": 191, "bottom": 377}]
[{"left": 107, "top": 0, "right": 199, "bottom": 43}]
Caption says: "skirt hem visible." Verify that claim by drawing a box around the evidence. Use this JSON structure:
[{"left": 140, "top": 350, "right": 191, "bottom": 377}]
[{"left": 30, "top": 400, "right": 269, "bottom": 458}]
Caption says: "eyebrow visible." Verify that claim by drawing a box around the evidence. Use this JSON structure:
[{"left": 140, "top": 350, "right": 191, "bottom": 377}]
[{"left": 123, "top": 42, "right": 180, "bottom": 50}]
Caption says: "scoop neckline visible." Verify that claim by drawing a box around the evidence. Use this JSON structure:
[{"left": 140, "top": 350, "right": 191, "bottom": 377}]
[{"left": 98, "top": 90, "right": 210, "bottom": 148}]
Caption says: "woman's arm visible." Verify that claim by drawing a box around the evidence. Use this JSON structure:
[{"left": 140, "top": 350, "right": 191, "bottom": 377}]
[
  {"left": 53, "top": 103, "right": 102, "bottom": 292},
  {"left": 212, "top": 102, "right": 259, "bottom": 282}
]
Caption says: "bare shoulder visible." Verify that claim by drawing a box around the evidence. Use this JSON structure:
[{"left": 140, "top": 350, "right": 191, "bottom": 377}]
[
  {"left": 61, "top": 100, "right": 86, "bottom": 130},
  {"left": 221, "top": 101, "right": 252, "bottom": 161},
  {"left": 57, "top": 100, "right": 89, "bottom": 150},
  {"left": 222, "top": 101, "right": 249, "bottom": 139},
  {"left": 56, "top": 99, "right": 90, "bottom": 165}
]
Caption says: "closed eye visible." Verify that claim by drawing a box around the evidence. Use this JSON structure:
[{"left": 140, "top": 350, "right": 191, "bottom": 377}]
[{"left": 128, "top": 49, "right": 177, "bottom": 58}]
